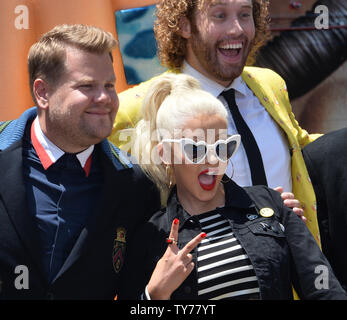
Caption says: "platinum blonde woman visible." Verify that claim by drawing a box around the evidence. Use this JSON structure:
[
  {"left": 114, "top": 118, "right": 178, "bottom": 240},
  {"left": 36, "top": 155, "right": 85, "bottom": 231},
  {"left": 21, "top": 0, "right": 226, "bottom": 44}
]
[{"left": 118, "top": 74, "right": 346, "bottom": 300}]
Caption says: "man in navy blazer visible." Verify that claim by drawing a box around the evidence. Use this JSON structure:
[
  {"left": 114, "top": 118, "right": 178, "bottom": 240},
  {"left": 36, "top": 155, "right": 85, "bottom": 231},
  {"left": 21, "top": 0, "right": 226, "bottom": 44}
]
[{"left": 0, "top": 24, "right": 160, "bottom": 299}]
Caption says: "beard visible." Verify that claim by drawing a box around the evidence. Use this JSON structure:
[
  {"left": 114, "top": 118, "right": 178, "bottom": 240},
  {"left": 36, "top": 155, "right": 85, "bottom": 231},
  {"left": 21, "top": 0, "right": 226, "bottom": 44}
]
[
  {"left": 46, "top": 105, "right": 113, "bottom": 152},
  {"left": 189, "top": 26, "right": 253, "bottom": 84}
]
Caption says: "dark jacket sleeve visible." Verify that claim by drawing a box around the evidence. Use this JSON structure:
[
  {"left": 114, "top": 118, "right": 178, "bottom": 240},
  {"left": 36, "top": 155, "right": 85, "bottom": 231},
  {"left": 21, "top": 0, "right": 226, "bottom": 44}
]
[
  {"left": 267, "top": 189, "right": 347, "bottom": 299},
  {"left": 302, "top": 144, "right": 330, "bottom": 256},
  {"left": 302, "top": 129, "right": 347, "bottom": 289}
]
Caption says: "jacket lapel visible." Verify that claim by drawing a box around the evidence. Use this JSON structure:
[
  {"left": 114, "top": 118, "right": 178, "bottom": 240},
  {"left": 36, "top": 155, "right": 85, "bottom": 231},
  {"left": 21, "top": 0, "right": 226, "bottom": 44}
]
[
  {"left": 52, "top": 145, "right": 132, "bottom": 282},
  {"left": 242, "top": 67, "right": 295, "bottom": 145},
  {"left": 0, "top": 140, "right": 46, "bottom": 280}
]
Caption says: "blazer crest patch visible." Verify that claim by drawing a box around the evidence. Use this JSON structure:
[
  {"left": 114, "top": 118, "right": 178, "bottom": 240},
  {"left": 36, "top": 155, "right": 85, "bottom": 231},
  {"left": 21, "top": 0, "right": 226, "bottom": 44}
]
[{"left": 112, "top": 227, "right": 126, "bottom": 273}]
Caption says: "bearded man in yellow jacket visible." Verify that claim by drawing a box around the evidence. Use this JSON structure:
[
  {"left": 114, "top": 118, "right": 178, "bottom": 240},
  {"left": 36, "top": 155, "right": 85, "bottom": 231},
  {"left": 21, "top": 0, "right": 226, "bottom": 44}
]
[{"left": 109, "top": 0, "right": 321, "bottom": 248}]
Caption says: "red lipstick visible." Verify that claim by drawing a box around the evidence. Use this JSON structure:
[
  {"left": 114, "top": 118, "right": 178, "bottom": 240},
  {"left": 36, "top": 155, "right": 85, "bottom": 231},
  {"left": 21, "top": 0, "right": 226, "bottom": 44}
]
[{"left": 198, "top": 169, "right": 217, "bottom": 191}]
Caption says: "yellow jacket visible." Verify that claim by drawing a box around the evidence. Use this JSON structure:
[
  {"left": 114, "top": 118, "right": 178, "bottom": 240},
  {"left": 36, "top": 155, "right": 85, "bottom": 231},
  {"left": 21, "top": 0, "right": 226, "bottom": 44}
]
[{"left": 109, "top": 66, "right": 322, "bottom": 248}]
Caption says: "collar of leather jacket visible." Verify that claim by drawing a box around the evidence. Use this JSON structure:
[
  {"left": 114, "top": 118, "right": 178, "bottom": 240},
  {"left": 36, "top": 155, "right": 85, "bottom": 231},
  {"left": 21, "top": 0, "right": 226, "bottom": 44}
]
[{"left": 166, "top": 176, "right": 257, "bottom": 230}]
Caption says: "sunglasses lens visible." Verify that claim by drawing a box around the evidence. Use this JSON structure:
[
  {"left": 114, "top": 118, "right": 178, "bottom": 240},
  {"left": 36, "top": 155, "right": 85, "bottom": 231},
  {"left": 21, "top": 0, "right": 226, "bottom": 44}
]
[
  {"left": 183, "top": 143, "right": 206, "bottom": 163},
  {"left": 216, "top": 140, "right": 237, "bottom": 161}
]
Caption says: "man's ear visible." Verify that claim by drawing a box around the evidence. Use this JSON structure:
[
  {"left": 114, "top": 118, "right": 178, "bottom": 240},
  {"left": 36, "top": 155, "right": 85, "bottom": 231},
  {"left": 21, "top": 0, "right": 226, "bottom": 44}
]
[
  {"left": 179, "top": 16, "right": 191, "bottom": 39},
  {"left": 33, "top": 79, "right": 50, "bottom": 109}
]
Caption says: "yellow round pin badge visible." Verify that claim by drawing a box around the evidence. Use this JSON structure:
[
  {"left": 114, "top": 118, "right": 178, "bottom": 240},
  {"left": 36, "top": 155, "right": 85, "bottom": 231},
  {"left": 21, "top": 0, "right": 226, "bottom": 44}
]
[{"left": 259, "top": 208, "right": 274, "bottom": 218}]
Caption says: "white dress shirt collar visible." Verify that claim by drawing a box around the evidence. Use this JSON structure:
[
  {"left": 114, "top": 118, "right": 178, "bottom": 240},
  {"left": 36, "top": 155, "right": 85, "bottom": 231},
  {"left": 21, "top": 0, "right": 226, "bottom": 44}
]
[
  {"left": 182, "top": 61, "right": 247, "bottom": 98},
  {"left": 32, "top": 117, "right": 94, "bottom": 172}
]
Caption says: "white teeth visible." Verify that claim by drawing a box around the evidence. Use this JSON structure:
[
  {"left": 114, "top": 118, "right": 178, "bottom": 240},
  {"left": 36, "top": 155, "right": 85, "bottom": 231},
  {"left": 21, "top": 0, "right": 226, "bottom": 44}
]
[
  {"left": 220, "top": 43, "right": 243, "bottom": 50},
  {"left": 206, "top": 169, "right": 218, "bottom": 175}
]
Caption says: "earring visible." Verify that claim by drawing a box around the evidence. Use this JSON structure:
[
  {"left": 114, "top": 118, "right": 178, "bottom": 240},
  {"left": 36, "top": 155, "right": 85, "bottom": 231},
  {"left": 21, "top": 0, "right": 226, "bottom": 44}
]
[
  {"left": 230, "top": 160, "right": 234, "bottom": 178},
  {"left": 221, "top": 161, "right": 234, "bottom": 184},
  {"left": 166, "top": 165, "right": 174, "bottom": 189}
]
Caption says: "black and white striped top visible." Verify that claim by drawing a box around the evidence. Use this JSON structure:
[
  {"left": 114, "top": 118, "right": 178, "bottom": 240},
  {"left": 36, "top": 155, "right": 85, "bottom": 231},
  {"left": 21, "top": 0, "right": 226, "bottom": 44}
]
[{"left": 197, "top": 210, "right": 260, "bottom": 300}]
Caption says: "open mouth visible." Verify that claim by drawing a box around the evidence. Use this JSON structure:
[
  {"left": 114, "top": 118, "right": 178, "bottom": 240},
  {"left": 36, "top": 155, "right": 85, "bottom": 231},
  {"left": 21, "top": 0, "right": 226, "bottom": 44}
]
[
  {"left": 198, "top": 169, "right": 218, "bottom": 191},
  {"left": 218, "top": 42, "right": 243, "bottom": 59}
]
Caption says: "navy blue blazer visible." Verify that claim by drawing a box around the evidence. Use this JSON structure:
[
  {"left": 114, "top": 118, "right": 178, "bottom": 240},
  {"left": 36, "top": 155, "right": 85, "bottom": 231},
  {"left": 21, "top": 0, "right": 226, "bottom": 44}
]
[{"left": 0, "top": 108, "right": 160, "bottom": 299}]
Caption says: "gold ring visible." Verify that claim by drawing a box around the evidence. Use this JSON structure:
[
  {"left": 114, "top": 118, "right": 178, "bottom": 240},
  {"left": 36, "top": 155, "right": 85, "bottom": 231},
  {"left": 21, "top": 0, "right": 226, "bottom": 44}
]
[{"left": 166, "top": 237, "right": 178, "bottom": 245}]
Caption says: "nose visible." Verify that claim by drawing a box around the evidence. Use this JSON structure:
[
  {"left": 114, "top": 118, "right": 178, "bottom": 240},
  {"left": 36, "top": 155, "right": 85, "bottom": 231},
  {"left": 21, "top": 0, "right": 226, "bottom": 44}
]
[
  {"left": 226, "top": 16, "right": 243, "bottom": 37},
  {"left": 94, "top": 86, "right": 112, "bottom": 104},
  {"left": 206, "top": 147, "right": 219, "bottom": 165}
]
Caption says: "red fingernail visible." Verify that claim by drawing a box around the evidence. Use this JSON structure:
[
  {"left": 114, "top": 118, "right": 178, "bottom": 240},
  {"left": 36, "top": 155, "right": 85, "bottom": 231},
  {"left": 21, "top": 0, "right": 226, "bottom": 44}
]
[
  {"left": 174, "top": 218, "right": 179, "bottom": 225},
  {"left": 201, "top": 233, "right": 207, "bottom": 238}
]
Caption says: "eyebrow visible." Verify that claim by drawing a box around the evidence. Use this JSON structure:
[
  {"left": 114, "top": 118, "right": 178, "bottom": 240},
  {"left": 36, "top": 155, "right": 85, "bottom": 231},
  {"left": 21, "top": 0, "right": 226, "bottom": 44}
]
[
  {"left": 210, "top": 1, "right": 253, "bottom": 8},
  {"left": 107, "top": 77, "right": 116, "bottom": 84},
  {"left": 75, "top": 76, "right": 116, "bottom": 84}
]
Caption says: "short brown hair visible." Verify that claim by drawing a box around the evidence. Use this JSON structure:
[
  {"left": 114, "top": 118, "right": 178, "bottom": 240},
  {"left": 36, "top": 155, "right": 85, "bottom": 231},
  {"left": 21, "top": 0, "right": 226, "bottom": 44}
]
[
  {"left": 154, "top": 0, "right": 271, "bottom": 70},
  {"left": 28, "top": 24, "right": 117, "bottom": 103}
]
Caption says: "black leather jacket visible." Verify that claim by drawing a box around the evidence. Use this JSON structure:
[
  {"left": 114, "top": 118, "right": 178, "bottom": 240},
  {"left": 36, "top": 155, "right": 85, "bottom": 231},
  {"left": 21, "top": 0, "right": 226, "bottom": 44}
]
[{"left": 119, "top": 180, "right": 347, "bottom": 300}]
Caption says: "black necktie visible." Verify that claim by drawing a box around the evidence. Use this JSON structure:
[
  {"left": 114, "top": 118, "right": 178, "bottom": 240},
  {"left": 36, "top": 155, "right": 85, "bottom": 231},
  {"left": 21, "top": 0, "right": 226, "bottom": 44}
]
[{"left": 221, "top": 88, "right": 268, "bottom": 186}]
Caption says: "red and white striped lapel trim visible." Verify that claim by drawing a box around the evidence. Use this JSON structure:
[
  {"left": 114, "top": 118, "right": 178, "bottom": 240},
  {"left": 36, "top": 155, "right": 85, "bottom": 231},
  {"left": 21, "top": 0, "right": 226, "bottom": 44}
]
[{"left": 30, "top": 117, "right": 93, "bottom": 177}]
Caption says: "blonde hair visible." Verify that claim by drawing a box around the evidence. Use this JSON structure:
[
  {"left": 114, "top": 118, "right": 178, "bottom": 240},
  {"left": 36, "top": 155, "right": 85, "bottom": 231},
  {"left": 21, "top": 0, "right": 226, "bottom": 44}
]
[
  {"left": 28, "top": 24, "right": 117, "bottom": 103},
  {"left": 154, "top": 0, "right": 271, "bottom": 70},
  {"left": 132, "top": 73, "right": 228, "bottom": 202}
]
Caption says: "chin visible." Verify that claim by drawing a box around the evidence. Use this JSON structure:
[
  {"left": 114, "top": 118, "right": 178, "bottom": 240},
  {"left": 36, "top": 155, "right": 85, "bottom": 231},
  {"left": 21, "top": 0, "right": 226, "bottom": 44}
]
[
  {"left": 197, "top": 188, "right": 218, "bottom": 201},
  {"left": 90, "top": 127, "right": 112, "bottom": 140},
  {"left": 218, "top": 65, "right": 244, "bottom": 81},
  {"left": 218, "top": 55, "right": 248, "bottom": 78},
  {"left": 83, "top": 134, "right": 107, "bottom": 146}
]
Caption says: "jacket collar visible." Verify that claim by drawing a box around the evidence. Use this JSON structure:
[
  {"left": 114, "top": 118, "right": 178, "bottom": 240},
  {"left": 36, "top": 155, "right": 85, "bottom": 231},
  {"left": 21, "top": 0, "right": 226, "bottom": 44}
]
[
  {"left": 0, "top": 106, "right": 132, "bottom": 172},
  {"left": 241, "top": 67, "right": 294, "bottom": 142},
  {"left": 31, "top": 117, "right": 94, "bottom": 176},
  {"left": 166, "top": 177, "right": 255, "bottom": 229},
  {"left": 0, "top": 107, "right": 37, "bottom": 150},
  {"left": 182, "top": 61, "right": 247, "bottom": 98}
]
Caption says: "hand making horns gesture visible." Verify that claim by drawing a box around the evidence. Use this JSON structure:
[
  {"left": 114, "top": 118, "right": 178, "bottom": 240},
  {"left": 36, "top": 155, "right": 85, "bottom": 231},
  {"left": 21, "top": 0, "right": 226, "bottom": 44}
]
[{"left": 146, "top": 218, "right": 207, "bottom": 300}]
